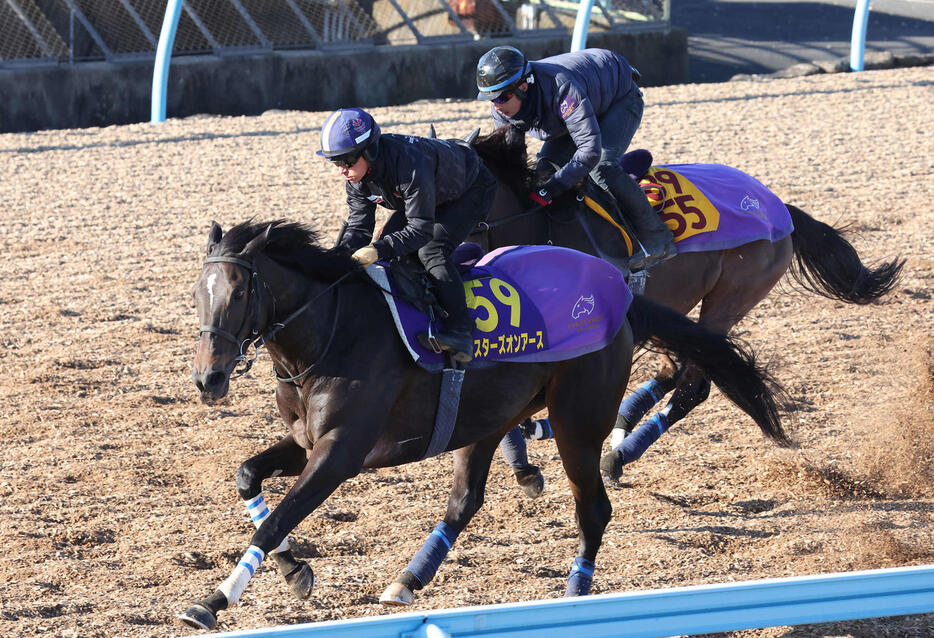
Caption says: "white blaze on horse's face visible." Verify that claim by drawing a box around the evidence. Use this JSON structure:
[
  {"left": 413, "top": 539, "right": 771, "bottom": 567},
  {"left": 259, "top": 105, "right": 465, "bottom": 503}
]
[{"left": 206, "top": 272, "right": 217, "bottom": 311}]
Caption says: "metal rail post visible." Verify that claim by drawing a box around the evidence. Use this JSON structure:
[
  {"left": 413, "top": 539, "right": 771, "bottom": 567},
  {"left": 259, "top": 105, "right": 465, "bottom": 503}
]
[
  {"left": 850, "top": 0, "right": 870, "bottom": 71},
  {"left": 571, "top": 0, "right": 596, "bottom": 51},
  {"left": 151, "top": 0, "right": 184, "bottom": 123}
]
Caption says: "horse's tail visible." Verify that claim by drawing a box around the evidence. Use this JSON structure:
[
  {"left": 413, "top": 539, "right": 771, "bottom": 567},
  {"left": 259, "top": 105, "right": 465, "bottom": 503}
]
[
  {"left": 628, "top": 295, "right": 791, "bottom": 447},
  {"left": 786, "top": 204, "right": 904, "bottom": 304}
]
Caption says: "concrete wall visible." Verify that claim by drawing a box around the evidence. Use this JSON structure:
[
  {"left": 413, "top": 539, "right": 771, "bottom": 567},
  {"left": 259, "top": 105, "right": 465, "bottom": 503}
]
[{"left": 0, "top": 29, "right": 686, "bottom": 133}]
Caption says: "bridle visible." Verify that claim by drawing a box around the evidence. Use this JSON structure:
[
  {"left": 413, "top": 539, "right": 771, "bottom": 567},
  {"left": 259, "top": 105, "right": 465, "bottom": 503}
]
[{"left": 199, "top": 254, "right": 353, "bottom": 381}]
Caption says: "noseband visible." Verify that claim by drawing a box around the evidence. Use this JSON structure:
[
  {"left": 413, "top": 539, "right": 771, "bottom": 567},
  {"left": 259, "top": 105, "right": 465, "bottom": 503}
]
[{"left": 199, "top": 254, "right": 352, "bottom": 380}]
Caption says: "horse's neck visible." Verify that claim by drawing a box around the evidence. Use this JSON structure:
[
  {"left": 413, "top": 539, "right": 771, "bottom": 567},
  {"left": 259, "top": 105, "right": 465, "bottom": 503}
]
[
  {"left": 259, "top": 259, "right": 335, "bottom": 370},
  {"left": 261, "top": 262, "right": 395, "bottom": 376}
]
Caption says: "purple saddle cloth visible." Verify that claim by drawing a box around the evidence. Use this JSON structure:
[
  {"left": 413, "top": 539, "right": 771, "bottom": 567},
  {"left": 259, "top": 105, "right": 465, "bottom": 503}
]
[
  {"left": 639, "top": 163, "right": 794, "bottom": 252},
  {"left": 368, "top": 245, "right": 632, "bottom": 372}
]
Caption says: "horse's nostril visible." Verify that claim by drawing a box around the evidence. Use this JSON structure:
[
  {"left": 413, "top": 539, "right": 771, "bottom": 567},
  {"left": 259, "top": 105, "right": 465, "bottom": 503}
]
[{"left": 205, "top": 371, "right": 227, "bottom": 389}]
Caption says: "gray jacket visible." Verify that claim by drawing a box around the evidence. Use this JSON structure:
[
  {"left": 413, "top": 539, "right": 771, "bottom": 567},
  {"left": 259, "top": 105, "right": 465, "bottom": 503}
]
[{"left": 491, "top": 48, "right": 638, "bottom": 191}]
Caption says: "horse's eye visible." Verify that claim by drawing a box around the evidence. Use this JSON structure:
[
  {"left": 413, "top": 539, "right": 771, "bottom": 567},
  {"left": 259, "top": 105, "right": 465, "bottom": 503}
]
[{"left": 233, "top": 288, "right": 246, "bottom": 300}]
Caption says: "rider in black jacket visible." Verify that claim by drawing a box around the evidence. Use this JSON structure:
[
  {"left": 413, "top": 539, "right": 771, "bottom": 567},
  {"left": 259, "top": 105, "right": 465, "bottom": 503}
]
[
  {"left": 476, "top": 46, "right": 675, "bottom": 270},
  {"left": 318, "top": 107, "right": 496, "bottom": 362}
]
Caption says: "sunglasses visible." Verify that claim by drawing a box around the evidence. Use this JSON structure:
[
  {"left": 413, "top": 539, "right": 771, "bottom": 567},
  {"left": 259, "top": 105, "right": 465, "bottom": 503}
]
[
  {"left": 491, "top": 92, "right": 514, "bottom": 105},
  {"left": 329, "top": 153, "right": 361, "bottom": 169}
]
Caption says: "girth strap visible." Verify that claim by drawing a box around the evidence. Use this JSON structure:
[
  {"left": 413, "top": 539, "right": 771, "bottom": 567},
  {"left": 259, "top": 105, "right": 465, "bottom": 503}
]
[{"left": 422, "top": 366, "right": 466, "bottom": 459}]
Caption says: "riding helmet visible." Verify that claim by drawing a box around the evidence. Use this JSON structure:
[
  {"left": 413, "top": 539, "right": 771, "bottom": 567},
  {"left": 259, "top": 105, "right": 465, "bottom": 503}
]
[
  {"left": 316, "top": 107, "right": 381, "bottom": 161},
  {"left": 476, "top": 46, "right": 531, "bottom": 101}
]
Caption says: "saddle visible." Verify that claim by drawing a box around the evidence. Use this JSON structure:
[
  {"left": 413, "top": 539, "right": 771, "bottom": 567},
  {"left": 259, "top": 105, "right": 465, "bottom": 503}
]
[
  {"left": 382, "top": 244, "right": 485, "bottom": 322},
  {"left": 535, "top": 150, "right": 656, "bottom": 263}
]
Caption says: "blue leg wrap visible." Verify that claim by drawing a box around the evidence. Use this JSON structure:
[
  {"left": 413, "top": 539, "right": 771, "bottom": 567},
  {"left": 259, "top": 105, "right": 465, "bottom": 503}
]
[
  {"left": 619, "top": 411, "right": 670, "bottom": 464},
  {"left": 530, "top": 418, "right": 553, "bottom": 440},
  {"left": 565, "top": 557, "right": 595, "bottom": 596},
  {"left": 499, "top": 427, "right": 529, "bottom": 470},
  {"left": 404, "top": 522, "right": 459, "bottom": 587},
  {"left": 617, "top": 379, "right": 663, "bottom": 429}
]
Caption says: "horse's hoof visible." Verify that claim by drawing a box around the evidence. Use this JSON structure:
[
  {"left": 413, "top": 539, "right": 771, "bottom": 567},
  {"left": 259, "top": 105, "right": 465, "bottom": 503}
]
[
  {"left": 379, "top": 582, "right": 414, "bottom": 606},
  {"left": 178, "top": 603, "right": 217, "bottom": 630},
  {"left": 600, "top": 449, "right": 624, "bottom": 482},
  {"left": 284, "top": 561, "right": 315, "bottom": 600},
  {"left": 564, "top": 584, "right": 591, "bottom": 597},
  {"left": 514, "top": 466, "right": 545, "bottom": 499}
]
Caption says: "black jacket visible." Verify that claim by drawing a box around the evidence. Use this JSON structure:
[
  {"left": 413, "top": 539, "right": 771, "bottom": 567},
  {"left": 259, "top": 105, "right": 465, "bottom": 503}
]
[{"left": 339, "top": 134, "right": 480, "bottom": 260}]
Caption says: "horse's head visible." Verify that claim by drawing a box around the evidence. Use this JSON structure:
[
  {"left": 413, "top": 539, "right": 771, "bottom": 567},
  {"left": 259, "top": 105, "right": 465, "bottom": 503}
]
[
  {"left": 191, "top": 221, "right": 278, "bottom": 403},
  {"left": 191, "top": 220, "right": 358, "bottom": 403}
]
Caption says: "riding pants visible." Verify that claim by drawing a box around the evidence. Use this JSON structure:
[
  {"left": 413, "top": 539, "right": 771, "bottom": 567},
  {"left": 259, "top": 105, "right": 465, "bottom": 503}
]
[
  {"left": 417, "top": 164, "right": 497, "bottom": 330},
  {"left": 538, "top": 87, "right": 671, "bottom": 249}
]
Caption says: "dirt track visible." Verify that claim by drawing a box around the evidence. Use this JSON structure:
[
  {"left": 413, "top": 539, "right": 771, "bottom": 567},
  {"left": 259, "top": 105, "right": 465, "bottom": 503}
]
[{"left": 1, "top": 66, "right": 932, "bottom": 638}]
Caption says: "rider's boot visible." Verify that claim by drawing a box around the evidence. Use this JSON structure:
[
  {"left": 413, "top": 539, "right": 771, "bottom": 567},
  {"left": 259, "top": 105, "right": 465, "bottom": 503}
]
[
  {"left": 609, "top": 172, "right": 675, "bottom": 270},
  {"left": 431, "top": 272, "right": 475, "bottom": 363}
]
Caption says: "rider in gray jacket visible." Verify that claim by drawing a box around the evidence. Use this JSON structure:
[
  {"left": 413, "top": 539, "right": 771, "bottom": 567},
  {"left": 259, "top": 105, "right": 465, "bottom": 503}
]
[{"left": 476, "top": 46, "right": 675, "bottom": 269}]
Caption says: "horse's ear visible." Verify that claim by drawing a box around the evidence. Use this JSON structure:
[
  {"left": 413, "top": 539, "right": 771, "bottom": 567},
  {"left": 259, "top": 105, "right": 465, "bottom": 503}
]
[
  {"left": 242, "top": 223, "right": 272, "bottom": 257},
  {"left": 206, "top": 221, "right": 223, "bottom": 255},
  {"left": 463, "top": 128, "right": 480, "bottom": 145},
  {"left": 428, "top": 124, "right": 437, "bottom": 139}
]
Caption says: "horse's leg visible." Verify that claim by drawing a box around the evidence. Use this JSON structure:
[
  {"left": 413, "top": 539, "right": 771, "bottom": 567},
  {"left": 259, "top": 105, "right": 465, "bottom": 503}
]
[
  {"left": 380, "top": 435, "right": 501, "bottom": 606},
  {"left": 601, "top": 366, "right": 712, "bottom": 479},
  {"left": 235, "top": 434, "right": 315, "bottom": 600},
  {"left": 545, "top": 326, "right": 630, "bottom": 596},
  {"left": 179, "top": 430, "right": 372, "bottom": 630},
  {"left": 599, "top": 253, "right": 720, "bottom": 475},
  {"left": 499, "top": 426, "right": 545, "bottom": 498},
  {"left": 610, "top": 355, "right": 679, "bottom": 444},
  {"left": 602, "top": 240, "right": 792, "bottom": 480},
  {"left": 548, "top": 383, "right": 618, "bottom": 596}
]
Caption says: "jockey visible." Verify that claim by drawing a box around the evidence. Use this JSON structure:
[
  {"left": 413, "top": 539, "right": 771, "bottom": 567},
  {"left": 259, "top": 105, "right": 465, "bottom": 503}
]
[
  {"left": 476, "top": 46, "right": 675, "bottom": 270},
  {"left": 318, "top": 107, "right": 496, "bottom": 363}
]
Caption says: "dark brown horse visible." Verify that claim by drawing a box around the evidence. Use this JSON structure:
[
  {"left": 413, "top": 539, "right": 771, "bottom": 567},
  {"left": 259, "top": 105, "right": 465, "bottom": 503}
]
[
  {"left": 180, "top": 220, "right": 788, "bottom": 628},
  {"left": 468, "top": 127, "right": 903, "bottom": 484}
]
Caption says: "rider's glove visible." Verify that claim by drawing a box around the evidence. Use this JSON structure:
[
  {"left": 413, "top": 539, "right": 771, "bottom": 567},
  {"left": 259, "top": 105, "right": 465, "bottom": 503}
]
[
  {"left": 529, "top": 179, "right": 561, "bottom": 207},
  {"left": 351, "top": 244, "right": 379, "bottom": 266}
]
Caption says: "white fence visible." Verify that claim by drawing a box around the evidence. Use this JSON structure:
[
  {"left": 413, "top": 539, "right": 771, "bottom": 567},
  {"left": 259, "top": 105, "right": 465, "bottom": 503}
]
[{"left": 193, "top": 564, "right": 934, "bottom": 638}]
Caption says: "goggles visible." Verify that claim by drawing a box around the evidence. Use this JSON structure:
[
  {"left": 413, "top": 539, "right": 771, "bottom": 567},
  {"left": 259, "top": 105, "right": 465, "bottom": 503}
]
[
  {"left": 329, "top": 152, "right": 362, "bottom": 169},
  {"left": 491, "top": 92, "right": 514, "bottom": 105}
]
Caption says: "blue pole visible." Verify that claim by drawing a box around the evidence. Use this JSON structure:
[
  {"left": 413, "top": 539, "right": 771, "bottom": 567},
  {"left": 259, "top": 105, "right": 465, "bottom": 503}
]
[
  {"left": 850, "top": 0, "right": 870, "bottom": 71},
  {"left": 151, "top": 0, "right": 184, "bottom": 123},
  {"left": 571, "top": 0, "right": 596, "bottom": 52}
]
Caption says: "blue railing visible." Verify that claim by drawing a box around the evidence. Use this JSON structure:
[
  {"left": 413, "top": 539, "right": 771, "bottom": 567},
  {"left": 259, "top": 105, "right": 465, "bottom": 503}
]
[{"left": 193, "top": 564, "right": 934, "bottom": 638}]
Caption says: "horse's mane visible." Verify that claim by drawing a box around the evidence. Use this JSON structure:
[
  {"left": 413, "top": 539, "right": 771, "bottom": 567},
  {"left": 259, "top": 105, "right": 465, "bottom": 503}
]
[
  {"left": 472, "top": 125, "right": 578, "bottom": 208},
  {"left": 216, "top": 219, "right": 359, "bottom": 281},
  {"left": 472, "top": 126, "right": 534, "bottom": 195}
]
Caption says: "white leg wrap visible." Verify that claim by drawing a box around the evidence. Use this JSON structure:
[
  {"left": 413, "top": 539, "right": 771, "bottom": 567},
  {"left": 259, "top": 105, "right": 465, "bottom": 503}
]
[
  {"left": 610, "top": 427, "right": 627, "bottom": 449},
  {"left": 218, "top": 545, "right": 265, "bottom": 605},
  {"left": 244, "top": 494, "right": 290, "bottom": 554}
]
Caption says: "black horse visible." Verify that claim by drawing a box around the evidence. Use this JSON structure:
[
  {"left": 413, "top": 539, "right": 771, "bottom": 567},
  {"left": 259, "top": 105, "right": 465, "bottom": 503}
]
[
  {"left": 467, "top": 127, "right": 902, "bottom": 483},
  {"left": 180, "top": 219, "right": 789, "bottom": 629}
]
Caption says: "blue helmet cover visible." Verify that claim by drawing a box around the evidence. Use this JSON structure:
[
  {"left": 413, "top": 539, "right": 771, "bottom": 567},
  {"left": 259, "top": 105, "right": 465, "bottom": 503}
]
[{"left": 317, "top": 107, "right": 379, "bottom": 158}]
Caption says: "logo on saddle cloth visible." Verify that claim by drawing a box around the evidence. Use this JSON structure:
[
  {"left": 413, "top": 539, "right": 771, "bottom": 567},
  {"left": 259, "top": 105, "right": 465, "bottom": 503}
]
[
  {"left": 635, "top": 164, "right": 793, "bottom": 254},
  {"left": 572, "top": 295, "right": 595, "bottom": 319},
  {"left": 370, "top": 246, "right": 632, "bottom": 372}
]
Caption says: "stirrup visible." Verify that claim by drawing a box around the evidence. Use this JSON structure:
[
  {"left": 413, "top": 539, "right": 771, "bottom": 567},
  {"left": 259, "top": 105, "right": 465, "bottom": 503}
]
[{"left": 417, "top": 331, "right": 444, "bottom": 354}]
